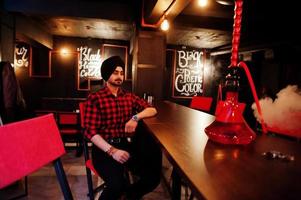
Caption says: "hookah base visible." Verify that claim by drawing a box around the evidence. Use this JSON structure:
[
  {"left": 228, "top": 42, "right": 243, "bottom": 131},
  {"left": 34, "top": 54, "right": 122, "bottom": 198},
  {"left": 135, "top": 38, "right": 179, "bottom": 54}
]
[{"left": 205, "top": 120, "right": 256, "bottom": 145}]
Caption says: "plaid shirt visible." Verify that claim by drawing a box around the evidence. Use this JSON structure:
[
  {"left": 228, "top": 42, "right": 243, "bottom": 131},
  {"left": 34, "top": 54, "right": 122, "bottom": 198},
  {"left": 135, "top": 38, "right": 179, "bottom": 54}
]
[{"left": 84, "top": 86, "right": 151, "bottom": 139}]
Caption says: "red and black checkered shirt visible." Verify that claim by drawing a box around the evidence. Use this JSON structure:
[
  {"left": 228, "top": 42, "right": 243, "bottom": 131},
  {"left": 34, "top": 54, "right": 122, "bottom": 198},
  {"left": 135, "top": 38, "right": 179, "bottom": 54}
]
[{"left": 84, "top": 86, "right": 151, "bottom": 139}]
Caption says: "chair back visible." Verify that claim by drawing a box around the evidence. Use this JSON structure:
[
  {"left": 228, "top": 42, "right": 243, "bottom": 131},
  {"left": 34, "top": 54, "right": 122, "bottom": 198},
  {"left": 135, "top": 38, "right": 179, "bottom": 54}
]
[
  {"left": 58, "top": 112, "right": 79, "bottom": 126},
  {"left": 0, "top": 114, "right": 65, "bottom": 188},
  {"left": 79, "top": 102, "right": 86, "bottom": 128},
  {"left": 190, "top": 96, "right": 213, "bottom": 112}
]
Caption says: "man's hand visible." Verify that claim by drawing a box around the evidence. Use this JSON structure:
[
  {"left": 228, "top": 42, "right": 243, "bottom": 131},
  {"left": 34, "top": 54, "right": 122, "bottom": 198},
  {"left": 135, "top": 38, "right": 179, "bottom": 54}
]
[
  {"left": 112, "top": 149, "right": 130, "bottom": 164},
  {"left": 125, "top": 119, "right": 138, "bottom": 133}
]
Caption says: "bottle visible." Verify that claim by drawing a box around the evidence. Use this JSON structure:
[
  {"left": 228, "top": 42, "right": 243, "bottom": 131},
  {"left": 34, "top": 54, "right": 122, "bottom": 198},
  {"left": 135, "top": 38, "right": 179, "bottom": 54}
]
[
  {"left": 147, "top": 95, "right": 154, "bottom": 106},
  {"left": 143, "top": 93, "right": 147, "bottom": 100}
]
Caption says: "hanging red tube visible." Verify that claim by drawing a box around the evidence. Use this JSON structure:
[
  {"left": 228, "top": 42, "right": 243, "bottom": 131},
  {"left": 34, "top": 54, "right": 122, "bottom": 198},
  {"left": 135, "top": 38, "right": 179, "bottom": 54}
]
[
  {"left": 230, "top": 0, "right": 243, "bottom": 67},
  {"left": 238, "top": 61, "right": 268, "bottom": 133}
]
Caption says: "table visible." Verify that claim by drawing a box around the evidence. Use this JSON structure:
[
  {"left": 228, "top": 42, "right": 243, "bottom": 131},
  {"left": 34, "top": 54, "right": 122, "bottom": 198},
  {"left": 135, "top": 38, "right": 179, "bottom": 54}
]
[{"left": 143, "top": 101, "right": 301, "bottom": 200}]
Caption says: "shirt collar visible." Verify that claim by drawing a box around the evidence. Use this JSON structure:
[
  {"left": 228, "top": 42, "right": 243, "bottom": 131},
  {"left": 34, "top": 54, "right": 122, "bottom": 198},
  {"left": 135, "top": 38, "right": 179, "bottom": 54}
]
[{"left": 103, "top": 85, "right": 125, "bottom": 97}]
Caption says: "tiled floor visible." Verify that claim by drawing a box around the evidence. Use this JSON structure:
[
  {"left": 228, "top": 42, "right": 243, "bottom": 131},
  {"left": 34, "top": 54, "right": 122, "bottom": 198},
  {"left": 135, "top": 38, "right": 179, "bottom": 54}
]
[{"left": 0, "top": 149, "right": 178, "bottom": 200}]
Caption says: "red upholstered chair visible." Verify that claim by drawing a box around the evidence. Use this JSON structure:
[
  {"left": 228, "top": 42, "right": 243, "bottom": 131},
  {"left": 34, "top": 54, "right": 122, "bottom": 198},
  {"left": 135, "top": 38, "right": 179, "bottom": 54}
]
[
  {"left": 0, "top": 114, "right": 73, "bottom": 199},
  {"left": 57, "top": 112, "right": 82, "bottom": 156},
  {"left": 190, "top": 96, "right": 213, "bottom": 112},
  {"left": 79, "top": 102, "right": 105, "bottom": 200}
]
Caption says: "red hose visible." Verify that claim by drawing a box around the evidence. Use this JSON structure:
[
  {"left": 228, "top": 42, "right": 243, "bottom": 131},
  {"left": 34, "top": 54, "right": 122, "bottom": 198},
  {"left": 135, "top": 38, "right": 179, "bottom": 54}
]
[{"left": 238, "top": 61, "right": 268, "bottom": 133}]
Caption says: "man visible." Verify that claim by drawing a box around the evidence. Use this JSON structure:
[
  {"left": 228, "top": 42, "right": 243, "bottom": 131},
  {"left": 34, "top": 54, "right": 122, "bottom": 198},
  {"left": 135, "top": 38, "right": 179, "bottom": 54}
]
[{"left": 84, "top": 56, "right": 162, "bottom": 200}]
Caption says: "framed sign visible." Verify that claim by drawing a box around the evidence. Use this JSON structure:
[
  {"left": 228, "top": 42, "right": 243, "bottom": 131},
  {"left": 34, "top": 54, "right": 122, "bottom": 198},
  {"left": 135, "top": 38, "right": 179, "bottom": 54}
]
[
  {"left": 172, "top": 49, "right": 205, "bottom": 98},
  {"left": 76, "top": 45, "right": 102, "bottom": 90},
  {"left": 102, "top": 44, "right": 129, "bottom": 79},
  {"left": 29, "top": 46, "right": 51, "bottom": 78},
  {"left": 77, "top": 45, "right": 102, "bottom": 80},
  {"left": 14, "top": 42, "right": 31, "bottom": 68}
]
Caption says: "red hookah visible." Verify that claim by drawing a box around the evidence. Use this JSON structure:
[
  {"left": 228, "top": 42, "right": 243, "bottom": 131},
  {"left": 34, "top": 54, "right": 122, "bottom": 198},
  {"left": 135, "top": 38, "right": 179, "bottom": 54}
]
[{"left": 205, "top": 0, "right": 267, "bottom": 145}]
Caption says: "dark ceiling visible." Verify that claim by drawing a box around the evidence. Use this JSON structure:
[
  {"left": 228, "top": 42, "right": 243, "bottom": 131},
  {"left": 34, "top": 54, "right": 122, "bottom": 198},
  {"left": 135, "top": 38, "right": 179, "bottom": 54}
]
[{"left": 4, "top": 0, "right": 300, "bottom": 50}]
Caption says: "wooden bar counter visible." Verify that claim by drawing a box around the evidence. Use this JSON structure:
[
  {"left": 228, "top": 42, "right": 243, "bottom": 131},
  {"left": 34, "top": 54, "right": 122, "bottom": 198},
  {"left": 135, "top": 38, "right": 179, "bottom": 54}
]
[{"left": 143, "top": 101, "right": 301, "bottom": 200}]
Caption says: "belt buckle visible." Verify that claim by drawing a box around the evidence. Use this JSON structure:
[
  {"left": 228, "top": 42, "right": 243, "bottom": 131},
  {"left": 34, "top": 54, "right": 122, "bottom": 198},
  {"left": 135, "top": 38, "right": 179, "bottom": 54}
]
[
  {"left": 108, "top": 137, "right": 121, "bottom": 144},
  {"left": 108, "top": 137, "right": 131, "bottom": 144}
]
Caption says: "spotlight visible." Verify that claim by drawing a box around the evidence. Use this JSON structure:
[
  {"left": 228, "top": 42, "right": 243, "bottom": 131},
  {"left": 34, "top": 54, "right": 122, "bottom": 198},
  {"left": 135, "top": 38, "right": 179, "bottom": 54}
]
[
  {"left": 198, "top": 0, "right": 208, "bottom": 7},
  {"left": 160, "top": 19, "right": 169, "bottom": 31},
  {"left": 60, "top": 48, "right": 69, "bottom": 56}
]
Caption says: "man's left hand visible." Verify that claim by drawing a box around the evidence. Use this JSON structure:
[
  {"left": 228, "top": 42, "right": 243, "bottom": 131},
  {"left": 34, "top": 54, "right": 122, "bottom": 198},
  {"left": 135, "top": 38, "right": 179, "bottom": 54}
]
[{"left": 125, "top": 120, "right": 138, "bottom": 133}]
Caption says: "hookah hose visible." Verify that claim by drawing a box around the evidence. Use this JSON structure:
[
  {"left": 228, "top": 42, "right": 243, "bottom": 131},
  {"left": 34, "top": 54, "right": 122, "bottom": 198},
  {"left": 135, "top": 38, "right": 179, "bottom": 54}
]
[{"left": 239, "top": 61, "right": 268, "bottom": 133}]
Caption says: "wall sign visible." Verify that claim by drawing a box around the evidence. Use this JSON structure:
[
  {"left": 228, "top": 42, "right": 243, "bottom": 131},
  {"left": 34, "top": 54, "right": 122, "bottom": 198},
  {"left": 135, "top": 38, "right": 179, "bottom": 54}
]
[
  {"left": 172, "top": 49, "right": 204, "bottom": 98},
  {"left": 77, "top": 46, "right": 102, "bottom": 80},
  {"left": 14, "top": 42, "right": 31, "bottom": 68},
  {"left": 76, "top": 44, "right": 128, "bottom": 91}
]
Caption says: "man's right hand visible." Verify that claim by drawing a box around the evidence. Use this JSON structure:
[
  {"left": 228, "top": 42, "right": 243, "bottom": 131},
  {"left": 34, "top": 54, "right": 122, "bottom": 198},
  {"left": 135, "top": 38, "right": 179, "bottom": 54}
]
[{"left": 112, "top": 149, "right": 130, "bottom": 164}]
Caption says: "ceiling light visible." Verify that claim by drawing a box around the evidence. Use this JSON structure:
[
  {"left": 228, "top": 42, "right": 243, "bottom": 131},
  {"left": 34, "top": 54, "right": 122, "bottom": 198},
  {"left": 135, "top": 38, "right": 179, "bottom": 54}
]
[
  {"left": 160, "top": 19, "right": 169, "bottom": 31},
  {"left": 198, "top": 0, "right": 208, "bottom": 7},
  {"left": 60, "top": 47, "right": 70, "bottom": 56},
  {"left": 216, "top": 0, "right": 234, "bottom": 6}
]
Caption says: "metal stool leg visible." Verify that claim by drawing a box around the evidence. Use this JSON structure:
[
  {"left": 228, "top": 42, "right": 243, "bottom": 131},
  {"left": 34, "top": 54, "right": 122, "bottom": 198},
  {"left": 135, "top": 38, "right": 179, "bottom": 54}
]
[{"left": 53, "top": 158, "right": 73, "bottom": 200}]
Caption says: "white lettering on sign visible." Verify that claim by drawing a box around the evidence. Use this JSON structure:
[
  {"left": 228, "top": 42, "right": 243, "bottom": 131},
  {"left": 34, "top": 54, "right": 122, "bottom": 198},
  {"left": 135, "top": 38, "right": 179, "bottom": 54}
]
[
  {"left": 174, "top": 50, "right": 203, "bottom": 96},
  {"left": 15, "top": 47, "right": 29, "bottom": 67},
  {"left": 77, "top": 46, "right": 102, "bottom": 79}
]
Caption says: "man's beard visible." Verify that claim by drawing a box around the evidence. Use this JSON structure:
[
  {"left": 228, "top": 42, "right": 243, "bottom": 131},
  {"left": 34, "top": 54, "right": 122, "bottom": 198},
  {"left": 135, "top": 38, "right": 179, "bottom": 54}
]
[{"left": 108, "top": 79, "right": 123, "bottom": 87}]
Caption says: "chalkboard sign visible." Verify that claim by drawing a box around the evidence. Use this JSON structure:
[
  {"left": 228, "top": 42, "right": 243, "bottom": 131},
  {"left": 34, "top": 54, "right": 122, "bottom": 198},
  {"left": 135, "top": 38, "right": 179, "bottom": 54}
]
[
  {"left": 76, "top": 44, "right": 128, "bottom": 90},
  {"left": 77, "top": 45, "right": 102, "bottom": 80},
  {"left": 14, "top": 42, "right": 31, "bottom": 68},
  {"left": 172, "top": 49, "right": 204, "bottom": 98}
]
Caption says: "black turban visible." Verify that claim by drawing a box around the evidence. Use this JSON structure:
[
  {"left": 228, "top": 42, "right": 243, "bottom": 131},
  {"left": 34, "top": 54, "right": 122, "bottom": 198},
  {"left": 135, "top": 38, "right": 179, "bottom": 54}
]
[{"left": 100, "top": 56, "right": 125, "bottom": 81}]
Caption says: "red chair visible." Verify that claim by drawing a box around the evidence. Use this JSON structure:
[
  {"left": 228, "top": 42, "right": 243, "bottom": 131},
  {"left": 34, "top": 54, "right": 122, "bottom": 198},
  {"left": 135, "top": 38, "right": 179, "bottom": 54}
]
[
  {"left": 79, "top": 102, "right": 105, "bottom": 200},
  {"left": 57, "top": 112, "right": 82, "bottom": 156},
  {"left": 0, "top": 114, "right": 73, "bottom": 199},
  {"left": 190, "top": 96, "right": 213, "bottom": 112}
]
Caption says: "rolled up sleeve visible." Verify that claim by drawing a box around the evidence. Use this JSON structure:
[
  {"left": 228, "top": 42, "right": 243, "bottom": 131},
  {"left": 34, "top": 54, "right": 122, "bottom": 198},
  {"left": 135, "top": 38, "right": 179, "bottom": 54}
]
[{"left": 84, "top": 94, "right": 101, "bottom": 140}]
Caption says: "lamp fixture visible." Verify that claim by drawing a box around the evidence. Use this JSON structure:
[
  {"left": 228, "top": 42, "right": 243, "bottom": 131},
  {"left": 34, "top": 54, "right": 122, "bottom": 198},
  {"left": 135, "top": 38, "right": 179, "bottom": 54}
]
[
  {"left": 141, "top": 0, "right": 175, "bottom": 29},
  {"left": 198, "top": 0, "right": 208, "bottom": 7},
  {"left": 160, "top": 18, "right": 169, "bottom": 31},
  {"left": 60, "top": 47, "right": 70, "bottom": 57},
  {"left": 216, "top": 0, "right": 234, "bottom": 6}
]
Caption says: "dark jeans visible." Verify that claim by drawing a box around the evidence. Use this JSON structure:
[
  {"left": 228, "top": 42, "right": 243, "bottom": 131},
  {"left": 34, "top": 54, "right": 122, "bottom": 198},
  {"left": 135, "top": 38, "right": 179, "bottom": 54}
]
[{"left": 92, "top": 126, "right": 162, "bottom": 200}]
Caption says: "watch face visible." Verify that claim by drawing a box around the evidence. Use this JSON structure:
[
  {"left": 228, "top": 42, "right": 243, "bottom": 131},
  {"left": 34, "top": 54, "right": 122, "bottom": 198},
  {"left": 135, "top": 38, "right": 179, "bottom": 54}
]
[{"left": 132, "top": 115, "right": 138, "bottom": 121}]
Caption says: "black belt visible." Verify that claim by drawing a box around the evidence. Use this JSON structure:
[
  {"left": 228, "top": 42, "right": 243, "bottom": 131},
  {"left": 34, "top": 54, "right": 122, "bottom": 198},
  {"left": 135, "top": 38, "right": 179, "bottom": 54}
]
[{"left": 106, "top": 137, "right": 132, "bottom": 144}]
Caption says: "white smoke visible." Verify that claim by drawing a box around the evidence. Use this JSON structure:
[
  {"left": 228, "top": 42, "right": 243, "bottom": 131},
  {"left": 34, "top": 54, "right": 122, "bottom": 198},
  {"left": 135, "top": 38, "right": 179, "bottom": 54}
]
[{"left": 252, "top": 85, "right": 301, "bottom": 134}]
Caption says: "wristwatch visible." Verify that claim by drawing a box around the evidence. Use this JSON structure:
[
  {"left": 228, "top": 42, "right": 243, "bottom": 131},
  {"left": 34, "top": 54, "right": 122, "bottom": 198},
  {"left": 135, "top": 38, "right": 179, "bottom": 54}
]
[{"left": 131, "top": 115, "right": 139, "bottom": 122}]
